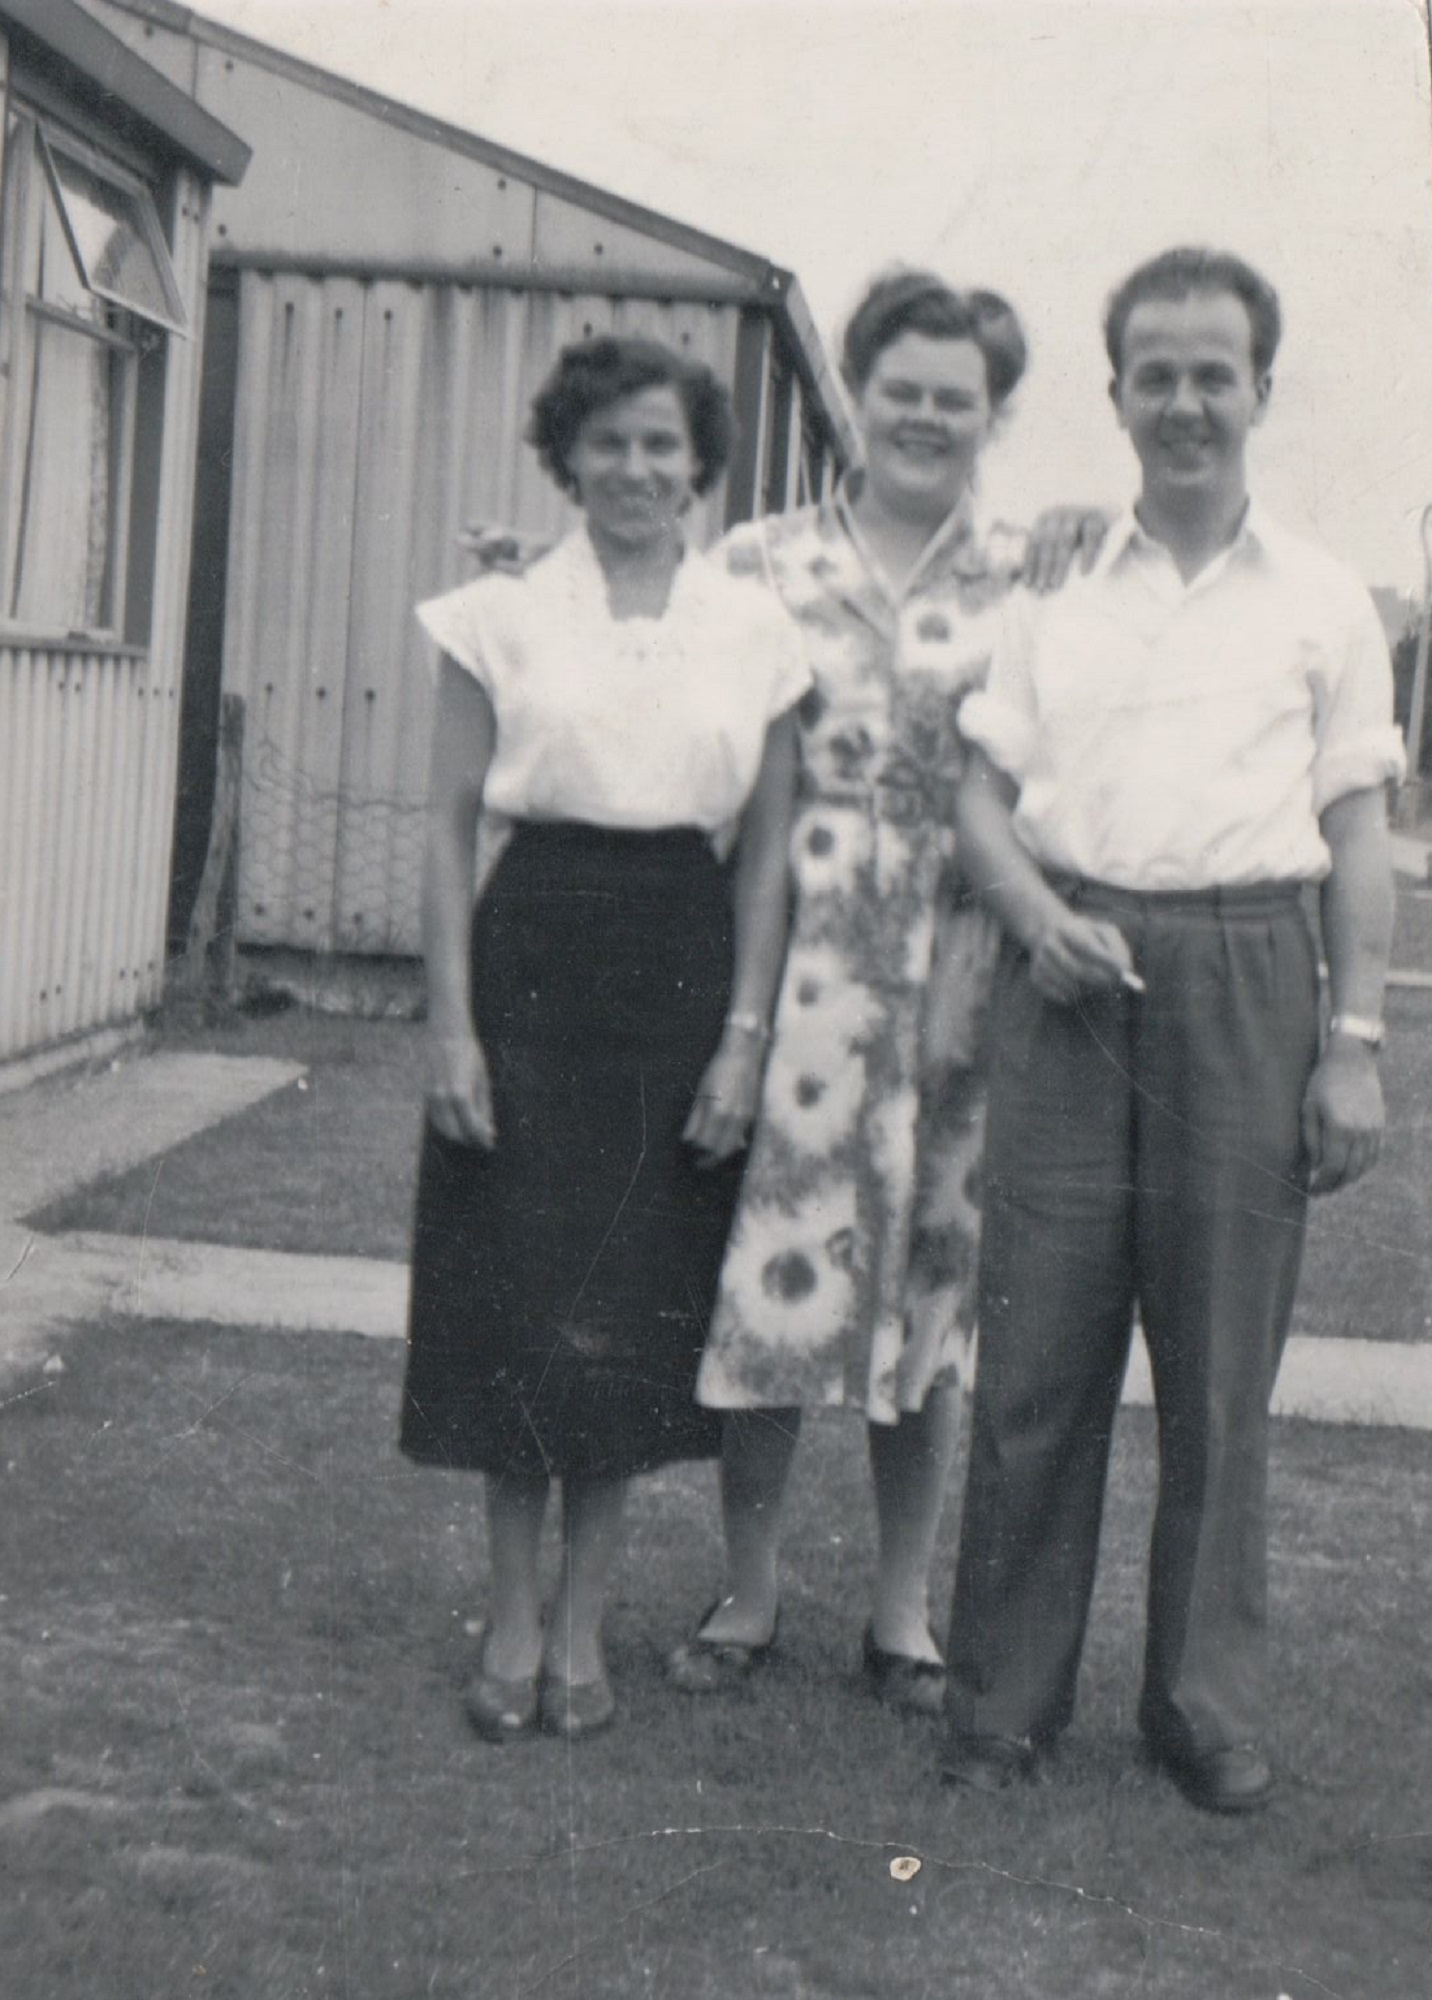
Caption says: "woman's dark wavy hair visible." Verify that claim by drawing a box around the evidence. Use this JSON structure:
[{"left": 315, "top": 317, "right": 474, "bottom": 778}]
[
  {"left": 1103, "top": 247, "right": 1282, "bottom": 378},
  {"left": 527, "top": 336, "right": 734, "bottom": 497},
  {"left": 840, "top": 269, "right": 1028, "bottom": 410}
]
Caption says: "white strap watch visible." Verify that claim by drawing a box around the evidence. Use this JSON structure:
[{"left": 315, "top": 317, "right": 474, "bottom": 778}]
[{"left": 1327, "top": 1012, "right": 1385, "bottom": 1052}]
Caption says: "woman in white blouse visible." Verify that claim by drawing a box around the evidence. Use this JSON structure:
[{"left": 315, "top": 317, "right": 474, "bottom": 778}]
[{"left": 398, "top": 337, "right": 809, "bottom": 1743}]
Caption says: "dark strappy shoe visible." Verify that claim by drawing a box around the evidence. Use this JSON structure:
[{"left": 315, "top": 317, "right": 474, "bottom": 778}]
[{"left": 666, "top": 1599, "right": 779, "bottom": 1694}]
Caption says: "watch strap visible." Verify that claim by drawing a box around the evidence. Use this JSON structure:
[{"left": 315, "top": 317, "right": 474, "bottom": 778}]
[{"left": 1327, "top": 1011, "right": 1385, "bottom": 1051}]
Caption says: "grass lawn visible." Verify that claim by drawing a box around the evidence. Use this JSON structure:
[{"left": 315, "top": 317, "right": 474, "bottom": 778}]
[
  {"left": 0, "top": 1317, "right": 1427, "bottom": 2000},
  {"left": 28, "top": 1009, "right": 428, "bottom": 1262},
  {"left": 29, "top": 984, "right": 1432, "bottom": 1343}
]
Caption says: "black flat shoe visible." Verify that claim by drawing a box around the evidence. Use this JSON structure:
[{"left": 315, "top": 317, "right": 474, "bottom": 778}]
[
  {"left": 539, "top": 1668, "right": 616, "bottom": 1740},
  {"left": 461, "top": 1631, "right": 540, "bottom": 1744},
  {"left": 862, "top": 1624, "right": 946, "bottom": 1717},
  {"left": 666, "top": 1599, "right": 779, "bottom": 1694},
  {"left": 940, "top": 1732, "right": 1040, "bottom": 1792},
  {"left": 1153, "top": 1742, "right": 1275, "bottom": 1815}
]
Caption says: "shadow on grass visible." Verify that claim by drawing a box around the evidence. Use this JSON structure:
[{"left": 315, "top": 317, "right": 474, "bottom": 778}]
[{"left": 0, "top": 1319, "right": 1427, "bottom": 1999}]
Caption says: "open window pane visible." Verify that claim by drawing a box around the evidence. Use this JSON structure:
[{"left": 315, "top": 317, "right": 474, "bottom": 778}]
[
  {"left": 32, "top": 150, "right": 94, "bottom": 322},
  {"left": 40, "top": 133, "right": 186, "bottom": 334}
]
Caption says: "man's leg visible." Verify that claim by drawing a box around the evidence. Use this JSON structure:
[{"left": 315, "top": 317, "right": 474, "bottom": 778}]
[
  {"left": 943, "top": 952, "right": 1138, "bottom": 1764},
  {"left": 1133, "top": 897, "right": 1318, "bottom": 1778}
]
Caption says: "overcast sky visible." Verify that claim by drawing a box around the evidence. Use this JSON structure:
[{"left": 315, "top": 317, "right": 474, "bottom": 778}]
[{"left": 195, "top": 0, "right": 1432, "bottom": 592}]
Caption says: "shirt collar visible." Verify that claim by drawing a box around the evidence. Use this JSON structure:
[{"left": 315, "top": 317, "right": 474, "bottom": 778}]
[
  {"left": 556, "top": 521, "right": 700, "bottom": 618},
  {"left": 832, "top": 472, "right": 982, "bottom": 596},
  {"left": 1091, "top": 495, "right": 1275, "bottom": 582}
]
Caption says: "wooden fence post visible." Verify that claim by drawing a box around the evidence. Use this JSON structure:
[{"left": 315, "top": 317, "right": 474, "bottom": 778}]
[{"left": 179, "top": 693, "right": 246, "bottom": 1002}]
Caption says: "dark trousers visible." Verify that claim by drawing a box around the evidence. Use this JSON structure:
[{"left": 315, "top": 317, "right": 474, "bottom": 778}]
[{"left": 943, "top": 882, "right": 1319, "bottom": 1758}]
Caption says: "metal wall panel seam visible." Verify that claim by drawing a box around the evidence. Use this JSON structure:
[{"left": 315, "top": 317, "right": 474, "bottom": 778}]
[
  {"left": 13, "top": 649, "right": 49, "bottom": 1052},
  {"left": 104, "top": 657, "right": 143, "bottom": 1027},
  {"left": 338, "top": 279, "right": 426, "bottom": 952},
  {"left": 83, "top": 654, "right": 121, "bottom": 1025},
  {"left": 57, "top": 651, "right": 100, "bottom": 1036},
  {"left": 34, "top": 650, "right": 74, "bottom": 1049},
  {"left": 222, "top": 270, "right": 277, "bottom": 943},
  {"left": 0, "top": 651, "right": 30, "bottom": 1052}
]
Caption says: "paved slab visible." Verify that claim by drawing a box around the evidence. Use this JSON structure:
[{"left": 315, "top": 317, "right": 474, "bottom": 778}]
[
  {"left": 64, "top": 1230, "right": 408, "bottom": 1338},
  {"left": 0, "top": 1052, "right": 304, "bottom": 1218},
  {"left": 1391, "top": 831, "right": 1431, "bottom": 883},
  {"left": 0, "top": 1226, "right": 1426, "bottom": 1431},
  {"left": 1123, "top": 1333, "right": 1432, "bottom": 1431},
  {"left": 0, "top": 1046, "right": 1427, "bottom": 1432}
]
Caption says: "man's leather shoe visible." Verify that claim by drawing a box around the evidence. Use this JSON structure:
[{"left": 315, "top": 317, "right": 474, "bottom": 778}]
[
  {"left": 940, "top": 1733, "right": 1039, "bottom": 1793},
  {"left": 1157, "top": 1742, "right": 1274, "bottom": 1815}
]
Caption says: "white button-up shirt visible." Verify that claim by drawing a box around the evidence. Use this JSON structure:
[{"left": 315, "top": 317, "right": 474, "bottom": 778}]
[{"left": 959, "top": 503, "right": 1406, "bottom": 889}]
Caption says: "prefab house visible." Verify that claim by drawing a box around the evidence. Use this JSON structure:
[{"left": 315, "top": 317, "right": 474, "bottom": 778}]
[
  {"left": 84, "top": 0, "right": 856, "bottom": 972},
  {"left": 0, "top": 0, "right": 248, "bottom": 1066}
]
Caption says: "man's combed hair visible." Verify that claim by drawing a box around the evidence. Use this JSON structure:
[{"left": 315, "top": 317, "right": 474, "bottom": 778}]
[
  {"left": 1103, "top": 247, "right": 1283, "bottom": 377},
  {"left": 840, "top": 268, "right": 1028, "bottom": 410},
  {"left": 527, "top": 336, "right": 734, "bottom": 497}
]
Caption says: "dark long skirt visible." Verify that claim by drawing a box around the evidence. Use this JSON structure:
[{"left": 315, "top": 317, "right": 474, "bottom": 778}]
[{"left": 400, "top": 820, "right": 741, "bottom": 1480}]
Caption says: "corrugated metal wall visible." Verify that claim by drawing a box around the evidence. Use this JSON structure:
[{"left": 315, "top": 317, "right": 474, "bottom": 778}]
[
  {"left": 0, "top": 167, "right": 210, "bottom": 1063},
  {"left": 221, "top": 270, "right": 744, "bottom": 957},
  {"left": 0, "top": 645, "right": 165, "bottom": 1056}
]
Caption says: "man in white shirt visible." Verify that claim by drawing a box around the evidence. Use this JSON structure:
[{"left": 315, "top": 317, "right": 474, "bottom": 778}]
[{"left": 940, "top": 248, "right": 1404, "bottom": 1813}]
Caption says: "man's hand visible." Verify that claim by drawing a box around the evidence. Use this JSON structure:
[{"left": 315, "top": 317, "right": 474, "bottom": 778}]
[
  {"left": 1026, "top": 904, "right": 1136, "bottom": 1004},
  {"left": 1301, "top": 1041, "right": 1383, "bottom": 1195},
  {"left": 457, "top": 524, "right": 550, "bottom": 577}
]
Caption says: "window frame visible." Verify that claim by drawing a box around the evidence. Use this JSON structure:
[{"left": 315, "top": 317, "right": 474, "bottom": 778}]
[
  {"left": 37, "top": 123, "right": 187, "bottom": 339},
  {"left": 0, "top": 104, "right": 173, "bottom": 644}
]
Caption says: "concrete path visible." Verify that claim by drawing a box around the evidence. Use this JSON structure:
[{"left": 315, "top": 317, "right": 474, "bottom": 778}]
[
  {"left": 0, "top": 1051, "right": 304, "bottom": 1217},
  {"left": 0, "top": 1047, "right": 1429, "bottom": 1431},
  {"left": 2, "top": 1224, "right": 1422, "bottom": 1428},
  {"left": 1391, "top": 830, "right": 1432, "bottom": 883},
  {"left": 1121, "top": 1336, "right": 1432, "bottom": 1431}
]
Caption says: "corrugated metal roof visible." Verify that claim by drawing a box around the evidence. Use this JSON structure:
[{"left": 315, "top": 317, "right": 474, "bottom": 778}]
[
  {"left": 2, "top": 0, "right": 250, "bottom": 182},
  {"left": 85, "top": 0, "right": 855, "bottom": 465},
  {"left": 90, "top": 0, "right": 780, "bottom": 281}
]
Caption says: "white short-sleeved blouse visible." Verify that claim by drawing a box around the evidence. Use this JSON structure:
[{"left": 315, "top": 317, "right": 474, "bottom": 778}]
[{"left": 416, "top": 528, "right": 811, "bottom": 832}]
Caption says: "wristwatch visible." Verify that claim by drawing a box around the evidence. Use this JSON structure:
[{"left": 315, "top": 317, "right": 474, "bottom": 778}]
[{"left": 1327, "top": 1012, "right": 1385, "bottom": 1052}]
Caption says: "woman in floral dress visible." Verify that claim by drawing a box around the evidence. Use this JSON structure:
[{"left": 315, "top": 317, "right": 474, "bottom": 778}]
[{"left": 669, "top": 271, "right": 1091, "bottom": 1712}]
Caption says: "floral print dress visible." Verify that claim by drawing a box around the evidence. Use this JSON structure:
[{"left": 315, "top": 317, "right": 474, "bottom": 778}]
[{"left": 697, "top": 486, "right": 1026, "bottom": 1424}]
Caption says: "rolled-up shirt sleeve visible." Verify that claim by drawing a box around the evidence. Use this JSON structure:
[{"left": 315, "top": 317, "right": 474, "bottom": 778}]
[
  {"left": 1311, "top": 585, "right": 1407, "bottom": 814},
  {"left": 956, "top": 590, "right": 1039, "bottom": 784}
]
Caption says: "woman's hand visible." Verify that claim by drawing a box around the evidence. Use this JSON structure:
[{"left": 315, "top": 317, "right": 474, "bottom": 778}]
[
  {"left": 1023, "top": 507, "right": 1112, "bottom": 593},
  {"left": 426, "top": 1030, "right": 497, "bottom": 1148},
  {"left": 683, "top": 1031, "right": 766, "bottom": 1167}
]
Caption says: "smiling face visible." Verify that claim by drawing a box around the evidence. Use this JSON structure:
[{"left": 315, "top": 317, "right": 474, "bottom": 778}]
[
  {"left": 1111, "top": 289, "right": 1270, "bottom": 508},
  {"left": 854, "top": 331, "right": 993, "bottom": 523},
  {"left": 566, "top": 382, "right": 697, "bottom": 551}
]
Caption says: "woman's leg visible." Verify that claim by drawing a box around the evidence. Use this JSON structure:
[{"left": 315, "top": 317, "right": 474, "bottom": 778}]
[
  {"left": 694, "top": 1407, "right": 802, "bottom": 1646},
  {"left": 484, "top": 1472, "right": 550, "bottom": 1679},
  {"left": 544, "top": 1475, "right": 629, "bottom": 1685},
  {"left": 868, "top": 1383, "right": 960, "bottom": 1662}
]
